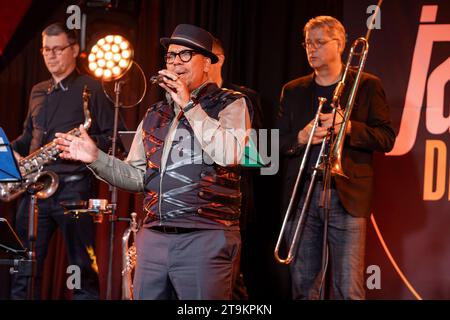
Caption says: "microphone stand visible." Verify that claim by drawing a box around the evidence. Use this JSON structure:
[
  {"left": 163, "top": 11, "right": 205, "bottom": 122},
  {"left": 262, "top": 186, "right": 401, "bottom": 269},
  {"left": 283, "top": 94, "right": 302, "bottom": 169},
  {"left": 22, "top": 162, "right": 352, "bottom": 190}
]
[
  {"left": 2, "top": 186, "right": 41, "bottom": 300},
  {"left": 318, "top": 138, "right": 332, "bottom": 300},
  {"left": 317, "top": 102, "right": 339, "bottom": 300},
  {"left": 23, "top": 183, "right": 43, "bottom": 300}
]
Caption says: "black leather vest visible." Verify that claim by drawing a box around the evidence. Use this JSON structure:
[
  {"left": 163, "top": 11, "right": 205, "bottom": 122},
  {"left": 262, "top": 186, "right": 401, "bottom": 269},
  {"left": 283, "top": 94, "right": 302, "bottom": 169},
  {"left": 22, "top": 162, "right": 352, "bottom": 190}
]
[{"left": 141, "top": 83, "right": 249, "bottom": 225}]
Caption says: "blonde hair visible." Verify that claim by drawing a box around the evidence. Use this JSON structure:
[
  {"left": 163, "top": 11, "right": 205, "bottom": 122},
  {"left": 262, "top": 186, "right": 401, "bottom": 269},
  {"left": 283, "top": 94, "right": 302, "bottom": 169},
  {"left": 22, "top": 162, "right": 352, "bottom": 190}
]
[{"left": 303, "top": 16, "right": 346, "bottom": 53}]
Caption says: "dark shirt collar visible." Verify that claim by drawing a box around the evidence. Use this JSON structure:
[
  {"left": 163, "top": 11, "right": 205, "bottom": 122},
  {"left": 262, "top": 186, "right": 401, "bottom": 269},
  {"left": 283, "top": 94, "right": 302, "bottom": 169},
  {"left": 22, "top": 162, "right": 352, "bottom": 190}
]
[
  {"left": 48, "top": 69, "right": 79, "bottom": 93},
  {"left": 312, "top": 67, "right": 344, "bottom": 86}
]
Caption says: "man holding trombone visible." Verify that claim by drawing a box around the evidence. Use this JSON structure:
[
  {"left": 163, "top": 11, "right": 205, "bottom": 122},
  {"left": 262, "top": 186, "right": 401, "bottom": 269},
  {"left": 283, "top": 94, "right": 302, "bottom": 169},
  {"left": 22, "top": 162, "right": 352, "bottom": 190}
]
[{"left": 276, "top": 16, "right": 395, "bottom": 299}]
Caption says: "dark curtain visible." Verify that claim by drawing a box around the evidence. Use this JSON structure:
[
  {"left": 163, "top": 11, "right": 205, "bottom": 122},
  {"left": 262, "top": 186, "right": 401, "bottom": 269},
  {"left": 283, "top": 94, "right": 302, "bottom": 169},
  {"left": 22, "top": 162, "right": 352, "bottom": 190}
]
[{"left": 0, "top": 0, "right": 343, "bottom": 299}]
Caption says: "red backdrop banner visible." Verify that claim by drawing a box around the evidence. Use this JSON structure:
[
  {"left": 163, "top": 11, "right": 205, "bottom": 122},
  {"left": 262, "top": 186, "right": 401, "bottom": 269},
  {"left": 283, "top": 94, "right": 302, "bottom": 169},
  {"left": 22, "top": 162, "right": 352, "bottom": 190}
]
[{"left": 345, "top": 0, "right": 450, "bottom": 299}]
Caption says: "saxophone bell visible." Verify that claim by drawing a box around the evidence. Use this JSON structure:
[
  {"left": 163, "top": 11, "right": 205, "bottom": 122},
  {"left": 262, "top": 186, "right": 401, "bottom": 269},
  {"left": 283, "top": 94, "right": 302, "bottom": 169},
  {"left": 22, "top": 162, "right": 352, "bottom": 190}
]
[
  {"left": 28, "top": 170, "right": 59, "bottom": 199},
  {"left": 0, "top": 170, "right": 59, "bottom": 202}
]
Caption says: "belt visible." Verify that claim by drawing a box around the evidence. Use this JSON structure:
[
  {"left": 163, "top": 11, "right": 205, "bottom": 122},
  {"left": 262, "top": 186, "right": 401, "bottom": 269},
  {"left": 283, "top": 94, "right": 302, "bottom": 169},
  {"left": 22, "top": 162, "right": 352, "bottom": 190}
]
[
  {"left": 150, "top": 226, "right": 201, "bottom": 234},
  {"left": 305, "top": 173, "right": 337, "bottom": 188},
  {"left": 60, "top": 173, "right": 87, "bottom": 183}
]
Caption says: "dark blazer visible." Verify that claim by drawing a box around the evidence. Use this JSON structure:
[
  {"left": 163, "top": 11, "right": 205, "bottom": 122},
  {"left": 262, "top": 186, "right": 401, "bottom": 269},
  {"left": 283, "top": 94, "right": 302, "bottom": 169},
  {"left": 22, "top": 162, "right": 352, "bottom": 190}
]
[
  {"left": 222, "top": 81, "right": 263, "bottom": 230},
  {"left": 276, "top": 69, "right": 396, "bottom": 218},
  {"left": 223, "top": 81, "right": 263, "bottom": 130}
]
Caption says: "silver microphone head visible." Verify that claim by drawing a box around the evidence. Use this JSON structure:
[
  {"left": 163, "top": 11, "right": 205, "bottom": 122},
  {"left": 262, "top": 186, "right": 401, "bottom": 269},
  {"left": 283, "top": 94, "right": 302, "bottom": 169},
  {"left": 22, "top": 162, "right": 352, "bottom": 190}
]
[{"left": 150, "top": 75, "right": 165, "bottom": 84}]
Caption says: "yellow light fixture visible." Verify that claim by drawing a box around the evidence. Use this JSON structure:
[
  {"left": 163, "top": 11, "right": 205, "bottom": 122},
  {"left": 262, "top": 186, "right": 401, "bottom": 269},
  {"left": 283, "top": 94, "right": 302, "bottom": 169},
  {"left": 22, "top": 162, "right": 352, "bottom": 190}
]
[{"left": 88, "top": 35, "right": 134, "bottom": 81}]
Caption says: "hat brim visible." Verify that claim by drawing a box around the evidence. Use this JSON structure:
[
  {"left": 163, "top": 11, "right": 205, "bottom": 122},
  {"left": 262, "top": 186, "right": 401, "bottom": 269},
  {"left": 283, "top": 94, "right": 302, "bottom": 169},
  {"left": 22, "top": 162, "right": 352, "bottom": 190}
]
[{"left": 160, "top": 37, "right": 219, "bottom": 64}]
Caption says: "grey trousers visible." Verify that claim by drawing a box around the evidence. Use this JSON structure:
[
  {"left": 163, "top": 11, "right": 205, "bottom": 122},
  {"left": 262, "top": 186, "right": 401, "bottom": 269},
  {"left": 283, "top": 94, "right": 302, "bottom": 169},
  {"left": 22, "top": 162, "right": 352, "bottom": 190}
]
[{"left": 133, "top": 227, "right": 241, "bottom": 300}]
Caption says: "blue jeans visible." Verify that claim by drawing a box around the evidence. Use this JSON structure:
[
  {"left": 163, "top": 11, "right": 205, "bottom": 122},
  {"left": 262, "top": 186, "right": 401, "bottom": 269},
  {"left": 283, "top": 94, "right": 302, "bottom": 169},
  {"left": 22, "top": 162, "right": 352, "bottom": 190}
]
[{"left": 287, "top": 180, "right": 367, "bottom": 300}]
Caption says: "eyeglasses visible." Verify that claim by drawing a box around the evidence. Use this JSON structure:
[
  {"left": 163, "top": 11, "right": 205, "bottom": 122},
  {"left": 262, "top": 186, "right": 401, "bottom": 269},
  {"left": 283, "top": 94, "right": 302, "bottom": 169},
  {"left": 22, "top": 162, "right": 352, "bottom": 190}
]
[
  {"left": 164, "top": 49, "right": 197, "bottom": 64},
  {"left": 40, "top": 43, "right": 74, "bottom": 56},
  {"left": 302, "top": 38, "right": 338, "bottom": 50}
]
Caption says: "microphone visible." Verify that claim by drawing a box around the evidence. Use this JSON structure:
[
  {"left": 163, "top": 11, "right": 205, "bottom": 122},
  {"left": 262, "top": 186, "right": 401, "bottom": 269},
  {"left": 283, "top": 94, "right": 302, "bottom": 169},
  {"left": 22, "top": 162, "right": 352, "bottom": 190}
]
[
  {"left": 150, "top": 75, "right": 165, "bottom": 84},
  {"left": 331, "top": 81, "right": 344, "bottom": 108},
  {"left": 150, "top": 74, "right": 181, "bottom": 95}
]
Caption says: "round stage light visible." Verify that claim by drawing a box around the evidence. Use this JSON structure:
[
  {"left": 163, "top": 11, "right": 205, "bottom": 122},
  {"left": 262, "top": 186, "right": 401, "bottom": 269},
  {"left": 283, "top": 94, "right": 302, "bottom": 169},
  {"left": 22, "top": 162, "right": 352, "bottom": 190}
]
[
  {"left": 94, "top": 68, "right": 103, "bottom": 77},
  {"left": 121, "top": 50, "right": 131, "bottom": 59},
  {"left": 119, "top": 41, "right": 129, "bottom": 50},
  {"left": 105, "top": 52, "right": 113, "bottom": 61},
  {"left": 88, "top": 35, "right": 133, "bottom": 81},
  {"left": 118, "top": 59, "right": 128, "bottom": 68},
  {"left": 111, "top": 44, "right": 120, "bottom": 53},
  {"left": 97, "top": 59, "right": 106, "bottom": 68}
]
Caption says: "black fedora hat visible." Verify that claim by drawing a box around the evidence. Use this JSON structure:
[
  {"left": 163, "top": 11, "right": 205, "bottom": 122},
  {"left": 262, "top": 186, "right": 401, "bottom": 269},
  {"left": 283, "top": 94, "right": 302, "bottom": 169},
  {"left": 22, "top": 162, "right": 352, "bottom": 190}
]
[{"left": 160, "top": 24, "right": 218, "bottom": 64}]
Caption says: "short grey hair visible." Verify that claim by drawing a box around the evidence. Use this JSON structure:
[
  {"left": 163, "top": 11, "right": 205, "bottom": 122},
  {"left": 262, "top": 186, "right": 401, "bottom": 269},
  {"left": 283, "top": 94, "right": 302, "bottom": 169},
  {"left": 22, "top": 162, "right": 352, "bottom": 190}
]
[
  {"left": 42, "top": 22, "right": 78, "bottom": 44},
  {"left": 303, "top": 16, "right": 346, "bottom": 53}
]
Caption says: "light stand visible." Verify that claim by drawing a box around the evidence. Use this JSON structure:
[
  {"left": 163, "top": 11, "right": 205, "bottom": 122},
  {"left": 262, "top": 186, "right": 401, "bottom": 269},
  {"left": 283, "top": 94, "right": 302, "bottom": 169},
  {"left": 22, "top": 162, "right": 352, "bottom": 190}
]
[
  {"left": 104, "top": 80, "right": 123, "bottom": 300},
  {"left": 87, "top": 34, "right": 146, "bottom": 299}
]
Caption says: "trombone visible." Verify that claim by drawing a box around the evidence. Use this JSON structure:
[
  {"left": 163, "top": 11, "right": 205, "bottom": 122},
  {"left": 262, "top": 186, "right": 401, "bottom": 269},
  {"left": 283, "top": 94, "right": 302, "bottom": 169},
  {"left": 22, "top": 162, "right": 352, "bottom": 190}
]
[{"left": 274, "top": 37, "right": 369, "bottom": 265}]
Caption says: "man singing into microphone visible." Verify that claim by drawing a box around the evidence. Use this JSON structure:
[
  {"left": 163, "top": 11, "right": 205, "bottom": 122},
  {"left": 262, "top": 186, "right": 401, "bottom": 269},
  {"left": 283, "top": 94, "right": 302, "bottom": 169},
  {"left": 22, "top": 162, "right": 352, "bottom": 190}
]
[{"left": 56, "top": 24, "right": 252, "bottom": 300}]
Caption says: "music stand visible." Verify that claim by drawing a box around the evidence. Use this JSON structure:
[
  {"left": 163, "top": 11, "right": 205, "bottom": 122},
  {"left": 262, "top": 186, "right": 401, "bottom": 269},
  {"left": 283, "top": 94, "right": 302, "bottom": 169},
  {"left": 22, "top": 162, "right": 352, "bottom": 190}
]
[
  {"left": 0, "top": 218, "right": 26, "bottom": 255},
  {"left": 0, "top": 218, "right": 32, "bottom": 297},
  {"left": 0, "top": 127, "right": 21, "bottom": 183},
  {"left": 0, "top": 127, "right": 38, "bottom": 300}
]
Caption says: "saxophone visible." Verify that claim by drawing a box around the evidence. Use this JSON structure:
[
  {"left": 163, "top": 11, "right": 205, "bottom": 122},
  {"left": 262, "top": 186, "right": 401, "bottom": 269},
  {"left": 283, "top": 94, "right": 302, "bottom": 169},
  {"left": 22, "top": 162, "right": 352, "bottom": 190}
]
[
  {"left": 0, "top": 86, "right": 92, "bottom": 202},
  {"left": 122, "top": 212, "right": 138, "bottom": 300}
]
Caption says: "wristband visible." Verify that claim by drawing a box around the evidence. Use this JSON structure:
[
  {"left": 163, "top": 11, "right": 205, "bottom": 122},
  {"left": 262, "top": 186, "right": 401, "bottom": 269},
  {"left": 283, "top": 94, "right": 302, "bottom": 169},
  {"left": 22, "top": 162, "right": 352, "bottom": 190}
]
[{"left": 183, "top": 99, "right": 198, "bottom": 113}]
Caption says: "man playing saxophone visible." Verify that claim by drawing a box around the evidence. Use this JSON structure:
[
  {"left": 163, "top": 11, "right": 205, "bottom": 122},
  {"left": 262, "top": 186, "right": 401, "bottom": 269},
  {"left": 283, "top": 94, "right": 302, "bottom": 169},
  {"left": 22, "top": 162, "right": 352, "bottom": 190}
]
[
  {"left": 9, "top": 23, "right": 121, "bottom": 299},
  {"left": 276, "top": 16, "right": 395, "bottom": 299}
]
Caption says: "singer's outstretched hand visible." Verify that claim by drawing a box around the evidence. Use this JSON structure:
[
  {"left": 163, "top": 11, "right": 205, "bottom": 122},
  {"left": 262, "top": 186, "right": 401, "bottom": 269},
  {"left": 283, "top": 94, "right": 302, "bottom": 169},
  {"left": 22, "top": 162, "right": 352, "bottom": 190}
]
[{"left": 55, "top": 125, "right": 99, "bottom": 163}]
